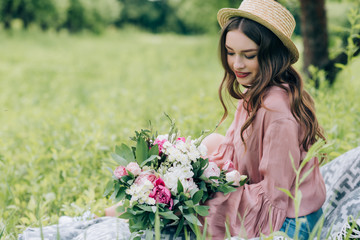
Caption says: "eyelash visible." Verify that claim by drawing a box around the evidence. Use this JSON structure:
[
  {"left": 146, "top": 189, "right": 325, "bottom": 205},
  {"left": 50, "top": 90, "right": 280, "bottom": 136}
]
[
  {"left": 245, "top": 55, "right": 256, "bottom": 59},
  {"left": 226, "top": 52, "right": 256, "bottom": 59}
]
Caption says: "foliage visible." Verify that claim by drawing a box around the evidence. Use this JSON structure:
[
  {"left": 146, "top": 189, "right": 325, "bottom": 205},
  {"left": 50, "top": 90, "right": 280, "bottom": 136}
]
[
  {"left": 327, "top": 1, "right": 360, "bottom": 59},
  {"left": 65, "top": 0, "right": 122, "bottom": 33},
  {"left": 0, "top": 0, "right": 70, "bottom": 30},
  {"left": 166, "top": 0, "right": 238, "bottom": 34},
  {"left": 0, "top": 0, "right": 240, "bottom": 34},
  {"left": 0, "top": 0, "right": 357, "bottom": 38},
  {"left": 0, "top": 0, "right": 121, "bottom": 33},
  {"left": 0, "top": 29, "right": 359, "bottom": 238},
  {"left": 277, "top": 140, "right": 329, "bottom": 239}
]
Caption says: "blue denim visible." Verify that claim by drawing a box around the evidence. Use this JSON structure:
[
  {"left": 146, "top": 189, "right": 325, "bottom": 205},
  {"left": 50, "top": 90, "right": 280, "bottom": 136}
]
[{"left": 279, "top": 208, "right": 323, "bottom": 240}]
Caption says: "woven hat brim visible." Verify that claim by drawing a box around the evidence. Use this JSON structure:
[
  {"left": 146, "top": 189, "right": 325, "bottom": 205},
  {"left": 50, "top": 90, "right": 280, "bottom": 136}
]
[{"left": 218, "top": 8, "right": 299, "bottom": 64}]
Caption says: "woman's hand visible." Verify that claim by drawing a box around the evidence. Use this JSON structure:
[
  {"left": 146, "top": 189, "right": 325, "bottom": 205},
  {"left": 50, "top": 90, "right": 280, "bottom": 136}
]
[
  {"left": 105, "top": 202, "right": 123, "bottom": 217},
  {"left": 202, "top": 133, "right": 225, "bottom": 157}
]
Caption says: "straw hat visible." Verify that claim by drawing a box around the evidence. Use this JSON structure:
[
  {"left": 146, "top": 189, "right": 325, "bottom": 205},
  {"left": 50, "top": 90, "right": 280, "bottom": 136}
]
[{"left": 217, "top": 0, "right": 299, "bottom": 63}]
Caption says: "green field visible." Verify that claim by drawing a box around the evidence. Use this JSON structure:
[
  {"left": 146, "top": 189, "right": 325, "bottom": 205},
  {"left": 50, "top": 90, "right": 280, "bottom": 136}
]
[{"left": 0, "top": 28, "right": 359, "bottom": 238}]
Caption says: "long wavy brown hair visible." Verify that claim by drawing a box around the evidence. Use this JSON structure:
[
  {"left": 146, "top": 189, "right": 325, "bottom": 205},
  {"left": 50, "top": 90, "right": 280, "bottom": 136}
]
[{"left": 218, "top": 17, "right": 325, "bottom": 151}]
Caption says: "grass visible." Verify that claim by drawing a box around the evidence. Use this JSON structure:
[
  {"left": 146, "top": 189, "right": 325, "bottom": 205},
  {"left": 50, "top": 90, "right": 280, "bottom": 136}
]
[{"left": 0, "top": 26, "right": 359, "bottom": 239}]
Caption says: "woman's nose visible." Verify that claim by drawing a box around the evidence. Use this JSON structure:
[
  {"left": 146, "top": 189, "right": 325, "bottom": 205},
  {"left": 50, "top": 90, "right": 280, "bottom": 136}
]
[{"left": 234, "top": 56, "right": 245, "bottom": 69}]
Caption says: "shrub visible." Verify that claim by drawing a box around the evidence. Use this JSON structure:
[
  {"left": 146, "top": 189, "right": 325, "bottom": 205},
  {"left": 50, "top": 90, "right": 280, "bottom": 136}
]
[{"left": 65, "top": 0, "right": 122, "bottom": 33}]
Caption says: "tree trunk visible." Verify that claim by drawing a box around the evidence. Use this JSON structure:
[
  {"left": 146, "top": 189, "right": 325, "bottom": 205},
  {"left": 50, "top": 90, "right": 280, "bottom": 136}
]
[{"left": 299, "top": 0, "right": 329, "bottom": 87}]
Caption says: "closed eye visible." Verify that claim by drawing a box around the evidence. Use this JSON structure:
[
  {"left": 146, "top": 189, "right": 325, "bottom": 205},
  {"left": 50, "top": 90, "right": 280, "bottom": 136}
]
[{"left": 245, "top": 55, "right": 256, "bottom": 59}]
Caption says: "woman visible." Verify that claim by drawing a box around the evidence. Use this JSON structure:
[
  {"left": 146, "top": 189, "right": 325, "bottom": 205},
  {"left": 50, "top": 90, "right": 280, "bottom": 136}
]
[{"left": 201, "top": 0, "right": 326, "bottom": 239}]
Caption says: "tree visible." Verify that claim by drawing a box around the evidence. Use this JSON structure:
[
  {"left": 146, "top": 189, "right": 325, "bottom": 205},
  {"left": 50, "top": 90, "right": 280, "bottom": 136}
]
[
  {"left": 298, "top": 0, "right": 360, "bottom": 86},
  {"left": 299, "top": 0, "right": 329, "bottom": 87}
]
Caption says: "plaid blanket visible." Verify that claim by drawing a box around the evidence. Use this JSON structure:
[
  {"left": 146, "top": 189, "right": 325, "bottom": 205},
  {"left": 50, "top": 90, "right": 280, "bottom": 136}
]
[{"left": 18, "top": 147, "right": 360, "bottom": 240}]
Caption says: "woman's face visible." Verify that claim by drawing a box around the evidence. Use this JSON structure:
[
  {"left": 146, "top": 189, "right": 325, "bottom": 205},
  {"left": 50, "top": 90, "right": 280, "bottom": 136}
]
[{"left": 225, "top": 30, "right": 259, "bottom": 86}]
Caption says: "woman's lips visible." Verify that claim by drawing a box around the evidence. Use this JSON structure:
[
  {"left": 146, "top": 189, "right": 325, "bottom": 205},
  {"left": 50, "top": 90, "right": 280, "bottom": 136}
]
[{"left": 235, "top": 72, "right": 250, "bottom": 78}]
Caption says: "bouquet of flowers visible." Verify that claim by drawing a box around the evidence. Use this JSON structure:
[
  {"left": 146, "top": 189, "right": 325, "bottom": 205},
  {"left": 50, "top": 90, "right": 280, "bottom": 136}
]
[{"left": 104, "top": 118, "right": 247, "bottom": 238}]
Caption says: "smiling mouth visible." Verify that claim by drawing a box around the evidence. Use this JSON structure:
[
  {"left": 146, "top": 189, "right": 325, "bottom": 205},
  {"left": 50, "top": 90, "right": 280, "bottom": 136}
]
[{"left": 235, "top": 72, "right": 250, "bottom": 78}]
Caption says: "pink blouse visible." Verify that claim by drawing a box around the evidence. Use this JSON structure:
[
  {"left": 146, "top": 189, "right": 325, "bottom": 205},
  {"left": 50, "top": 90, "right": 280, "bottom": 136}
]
[{"left": 202, "top": 86, "right": 326, "bottom": 239}]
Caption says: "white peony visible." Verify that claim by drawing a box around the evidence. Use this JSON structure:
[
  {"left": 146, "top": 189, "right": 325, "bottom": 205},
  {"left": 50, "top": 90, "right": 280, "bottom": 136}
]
[
  {"left": 203, "top": 162, "right": 221, "bottom": 179},
  {"left": 181, "top": 178, "right": 199, "bottom": 193},
  {"left": 225, "top": 170, "right": 243, "bottom": 186}
]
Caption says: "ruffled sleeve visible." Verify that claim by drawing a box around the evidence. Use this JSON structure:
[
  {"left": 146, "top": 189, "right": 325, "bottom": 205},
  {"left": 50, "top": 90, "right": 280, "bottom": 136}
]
[{"left": 203, "top": 118, "right": 301, "bottom": 239}]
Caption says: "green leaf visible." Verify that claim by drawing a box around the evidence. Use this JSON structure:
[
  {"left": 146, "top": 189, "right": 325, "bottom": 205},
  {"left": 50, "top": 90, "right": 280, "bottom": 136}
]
[
  {"left": 123, "top": 199, "right": 131, "bottom": 208},
  {"left": 130, "top": 216, "right": 147, "bottom": 230},
  {"left": 172, "top": 199, "right": 179, "bottom": 207},
  {"left": 192, "top": 190, "right": 203, "bottom": 205},
  {"left": 130, "top": 232, "right": 142, "bottom": 240},
  {"left": 177, "top": 179, "right": 184, "bottom": 194},
  {"left": 128, "top": 208, "right": 145, "bottom": 215},
  {"left": 199, "top": 175, "right": 208, "bottom": 181},
  {"left": 0, "top": 226, "right": 4, "bottom": 238},
  {"left": 194, "top": 205, "right": 209, "bottom": 216},
  {"left": 115, "top": 188, "right": 126, "bottom": 202},
  {"left": 335, "top": 63, "right": 346, "bottom": 70},
  {"left": 116, "top": 204, "right": 126, "bottom": 214},
  {"left": 140, "top": 155, "right": 158, "bottom": 167},
  {"left": 239, "top": 177, "right": 248, "bottom": 186},
  {"left": 184, "top": 214, "right": 202, "bottom": 226},
  {"left": 174, "top": 217, "right": 185, "bottom": 238},
  {"left": 278, "top": 187, "right": 294, "bottom": 200},
  {"left": 136, "top": 137, "right": 148, "bottom": 165},
  {"left": 202, "top": 192, "right": 209, "bottom": 203},
  {"left": 111, "top": 153, "right": 128, "bottom": 166},
  {"left": 115, "top": 143, "right": 135, "bottom": 162},
  {"left": 121, "top": 174, "right": 134, "bottom": 184},
  {"left": 155, "top": 206, "right": 160, "bottom": 240},
  {"left": 103, "top": 180, "right": 114, "bottom": 197},
  {"left": 224, "top": 185, "right": 237, "bottom": 195},
  {"left": 119, "top": 212, "right": 136, "bottom": 219},
  {"left": 151, "top": 206, "right": 157, "bottom": 213},
  {"left": 225, "top": 222, "right": 231, "bottom": 239},
  {"left": 106, "top": 166, "right": 114, "bottom": 175},
  {"left": 200, "top": 158, "right": 209, "bottom": 168},
  {"left": 149, "top": 213, "right": 155, "bottom": 225},
  {"left": 184, "top": 200, "right": 194, "bottom": 208},
  {"left": 179, "top": 192, "right": 189, "bottom": 202},
  {"left": 149, "top": 144, "right": 159, "bottom": 156},
  {"left": 299, "top": 166, "right": 315, "bottom": 185},
  {"left": 145, "top": 229, "right": 153, "bottom": 240},
  {"left": 218, "top": 185, "right": 237, "bottom": 194},
  {"left": 110, "top": 182, "right": 120, "bottom": 200},
  {"left": 158, "top": 211, "right": 179, "bottom": 220},
  {"left": 136, "top": 205, "right": 153, "bottom": 212}
]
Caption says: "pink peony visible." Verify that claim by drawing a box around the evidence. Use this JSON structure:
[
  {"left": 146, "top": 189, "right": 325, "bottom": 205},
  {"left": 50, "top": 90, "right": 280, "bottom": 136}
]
[
  {"left": 114, "top": 166, "right": 128, "bottom": 179},
  {"left": 134, "top": 171, "right": 158, "bottom": 185},
  {"left": 153, "top": 138, "right": 167, "bottom": 154},
  {"left": 177, "top": 137, "right": 186, "bottom": 142},
  {"left": 126, "top": 162, "right": 141, "bottom": 176},
  {"left": 222, "top": 159, "right": 235, "bottom": 172},
  {"left": 203, "top": 162, "right": 221, "bottom": 179},
  {"left": 149, "top": 178, "right": 173, "bottom": 209}
]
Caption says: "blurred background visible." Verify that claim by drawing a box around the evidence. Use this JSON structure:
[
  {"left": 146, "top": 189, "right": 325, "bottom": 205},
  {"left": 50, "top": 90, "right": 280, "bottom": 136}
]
[{"left": 0, "top": 0, "right": 359, "bottom": 238}]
